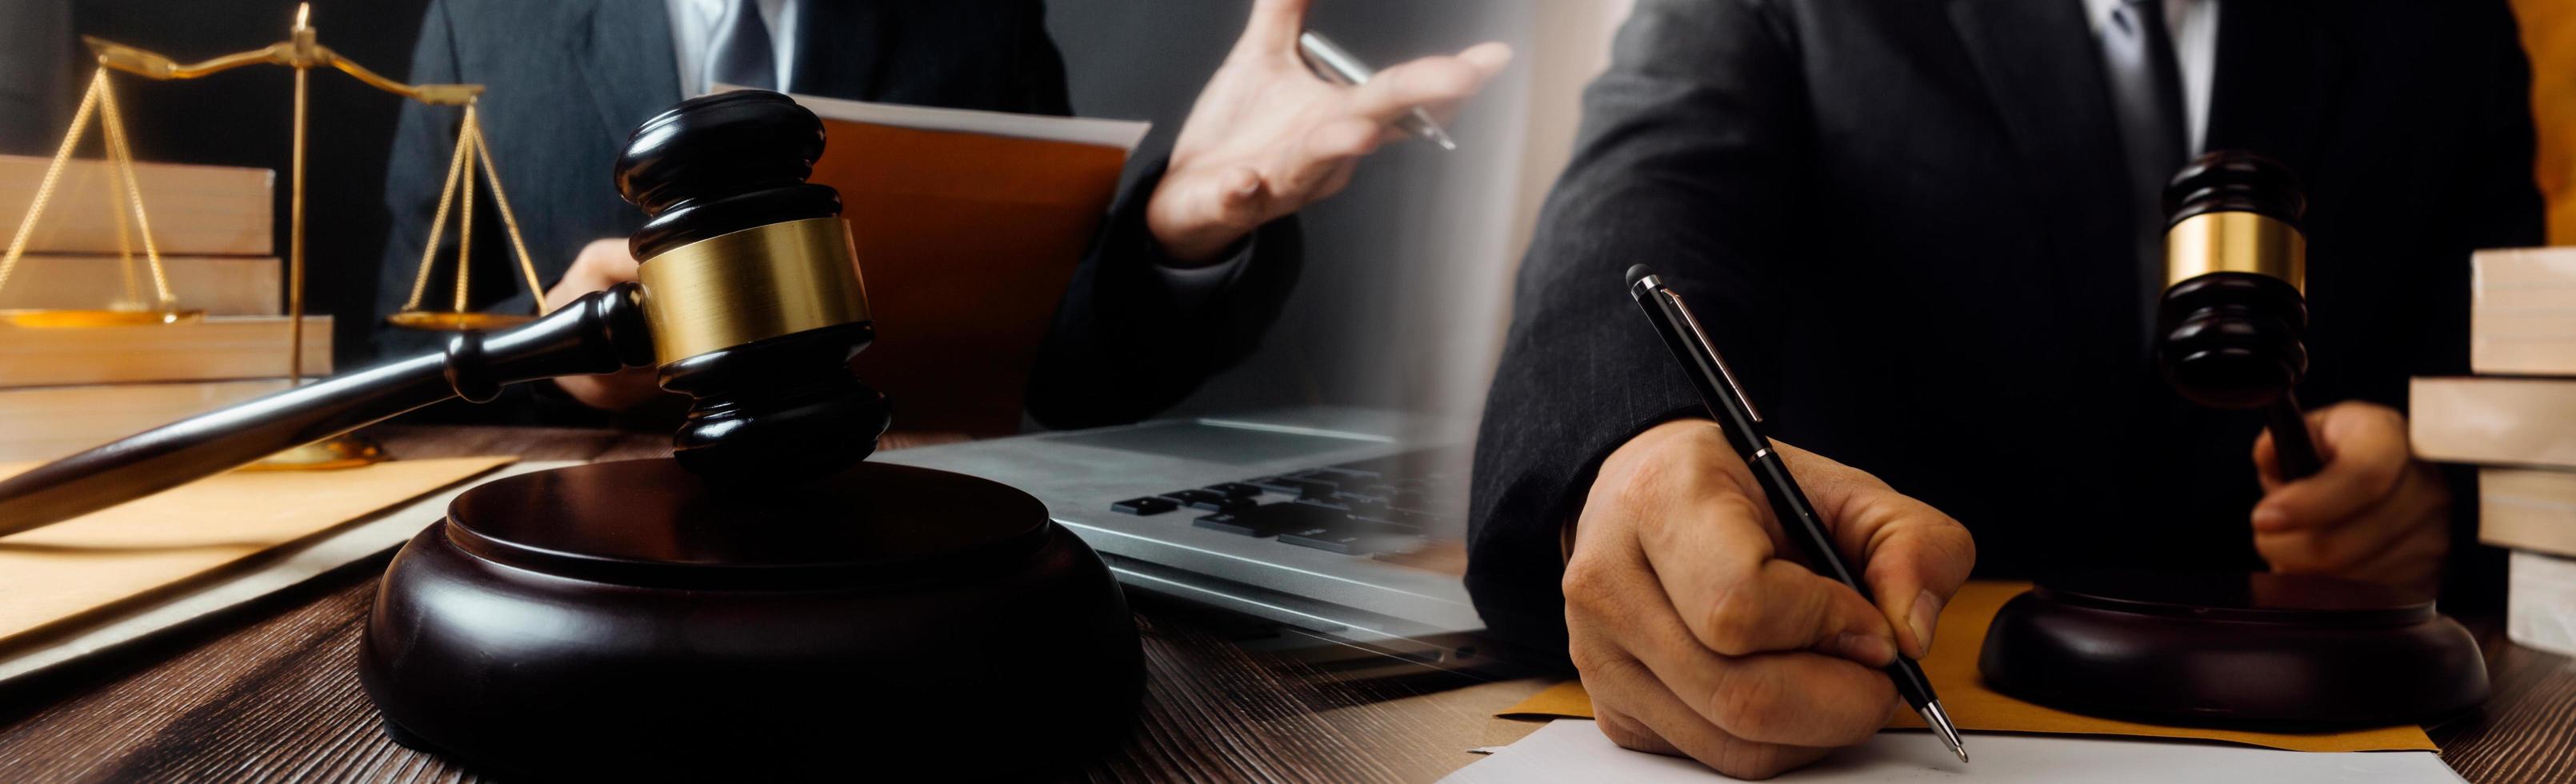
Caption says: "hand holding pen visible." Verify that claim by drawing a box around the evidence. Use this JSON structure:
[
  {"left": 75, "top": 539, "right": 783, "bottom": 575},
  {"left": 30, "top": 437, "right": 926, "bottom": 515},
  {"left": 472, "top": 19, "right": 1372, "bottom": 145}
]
[
  {"left": 1297, "top": 31, "right": 1459, "bottom": 150},
  {"left": 1549, "top": 266, "right": 1978, "bottom": 778}
]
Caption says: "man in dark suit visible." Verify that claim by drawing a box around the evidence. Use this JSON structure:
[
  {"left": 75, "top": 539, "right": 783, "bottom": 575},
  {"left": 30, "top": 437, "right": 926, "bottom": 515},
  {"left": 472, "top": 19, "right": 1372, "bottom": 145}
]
[
  {"left": 1470, "top": 0, "right": 2541, "bottom": 776},
  {"left": 374, "top": 0, "right": 1508, "bottom": 428}
]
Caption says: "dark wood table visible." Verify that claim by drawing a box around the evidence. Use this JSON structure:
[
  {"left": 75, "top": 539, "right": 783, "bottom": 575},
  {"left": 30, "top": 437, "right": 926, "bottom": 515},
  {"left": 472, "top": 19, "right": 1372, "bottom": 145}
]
[{"left": 0, "top": 426, "right": 2570, "bottom": 782}]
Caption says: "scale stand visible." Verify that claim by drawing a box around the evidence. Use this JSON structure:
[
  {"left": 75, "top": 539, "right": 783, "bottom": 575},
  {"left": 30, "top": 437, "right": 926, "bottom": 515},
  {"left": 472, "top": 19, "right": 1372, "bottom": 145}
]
[{"left": 13, "top": 3, "right": 555, "bottom": 469}]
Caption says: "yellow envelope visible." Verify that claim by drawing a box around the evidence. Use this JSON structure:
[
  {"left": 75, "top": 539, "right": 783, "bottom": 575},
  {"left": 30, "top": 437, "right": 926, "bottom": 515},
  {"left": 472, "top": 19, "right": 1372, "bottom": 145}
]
[
  {"left": 0, "top": 456, "right": 514, "bottom": 646},
  {"left": 1499, "top": 581, "right": 2437, "bottom": 753}
]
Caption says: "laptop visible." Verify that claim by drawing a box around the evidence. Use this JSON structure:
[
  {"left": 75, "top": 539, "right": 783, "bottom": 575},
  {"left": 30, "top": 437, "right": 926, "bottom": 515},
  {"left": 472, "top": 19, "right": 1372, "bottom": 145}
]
[{"left": 873, "top": 406, "right": 1492, "bottom": 664}]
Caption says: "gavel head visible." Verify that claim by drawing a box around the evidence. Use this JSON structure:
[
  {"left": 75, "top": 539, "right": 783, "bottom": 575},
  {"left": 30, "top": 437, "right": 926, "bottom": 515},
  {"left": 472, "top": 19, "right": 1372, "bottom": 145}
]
[
  {"left": 2155, "top": 150, "right": 2310, "bottom": 410},
  {"left": 613, "top": 90, "right": 890, "bottom": 483}
]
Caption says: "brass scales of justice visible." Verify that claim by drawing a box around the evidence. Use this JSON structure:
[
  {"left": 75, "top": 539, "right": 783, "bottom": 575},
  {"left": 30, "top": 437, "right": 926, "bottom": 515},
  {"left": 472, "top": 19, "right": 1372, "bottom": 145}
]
[{"left": 0, "top": 3, "right": 548, "bottom": 469}]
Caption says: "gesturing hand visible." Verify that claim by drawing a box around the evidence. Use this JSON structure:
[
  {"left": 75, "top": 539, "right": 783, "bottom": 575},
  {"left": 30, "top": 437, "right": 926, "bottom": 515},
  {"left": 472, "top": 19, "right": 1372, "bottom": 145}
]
[
  {"left": 2251, "top": 401, "right": 2452, "bottom": 598},
  {"left": 1566, "top": 420, "right": 1975, "bottom": 779},
  {"left": 1145, "top": 0, "right": 1511, "bottom": 263}
]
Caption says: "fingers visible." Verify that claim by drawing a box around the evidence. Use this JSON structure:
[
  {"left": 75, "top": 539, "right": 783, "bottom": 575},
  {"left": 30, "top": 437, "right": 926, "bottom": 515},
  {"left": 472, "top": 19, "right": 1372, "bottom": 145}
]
[
  {"left": 2257, "top": 462, "right": 2438, "bottom": 568},
  {"left": 1570, "top": 422, "right": 1908, "bottom": 751},
  {"left": 1778, "top": 446, "right": 1975, "bottom": 658},
  {"left": 1346, "top": 54, "right": 1493, "bottom": 126},
  {"left": 573, "top": 237, "right": 642, "bottom": 283},
  {"left": 2326, "top": 510, "right": 2450, "bottom": 596},
  {"left": 1594, "top": 706, "right": 1685, "bottom": 757},
  {"left": 1237, "top": 0, "right": 1312, "bottom": 55},
  {"left": 1457, "top": 42, "right": 1516, "bottom": 77},
  {"left": 2250, "top": 403, "right": 2412, "bottom": 532},
  {"left": 1570, "top": 531, "right": 1896, "bottom": 746},
  {"left": 2256, "top": 460, "right": 2452, "bottom": 595},
  {"left": 1637, "top": 501, "right": 1897, "bottom": 663},
  {"left": 2246, "top": 402, "right": 2453, "bottom": 596},
  {"left": 1581, "top": 650, "right": 1846, "bottom": 778},
  {"left": 1702, "top": 651, "right": 1901, "bottom": 747},
  {"left": 1850, "top": 500, "right": 1974, "bottom": 658},
  {"left": 1411, "top": 43, "right": 1517, "bottom": 123},
  {"left": 545, "top": 238, "right": 640, "bottom": 312},
  {"left": 551, "top": 364, "right": 669, "bottom": 412}
]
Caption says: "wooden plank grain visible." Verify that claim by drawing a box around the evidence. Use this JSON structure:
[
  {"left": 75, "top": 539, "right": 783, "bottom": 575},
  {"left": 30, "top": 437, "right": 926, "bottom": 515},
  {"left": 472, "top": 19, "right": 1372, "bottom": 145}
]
[
  {"left": 2436, "top": 644, "right": 2576, "bottom": 784},
  {"left": 0, "top": 425, "right": 616, "bottom": 782},
  {"left": 0, "top": 426, "right": 2569, "bottom": 782},
  {"left": 0, "top": 578, "right": 475, "bottom": 783},
  {"left": 1081, "top": 602, "right": 1419, "bottom": 784}
]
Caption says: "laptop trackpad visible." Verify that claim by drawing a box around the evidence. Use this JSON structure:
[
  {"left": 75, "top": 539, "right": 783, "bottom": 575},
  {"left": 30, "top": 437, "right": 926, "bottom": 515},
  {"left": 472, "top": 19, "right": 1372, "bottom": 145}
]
[{"left": 1038, "top": 422, "right": 1368, "bottom": 465}]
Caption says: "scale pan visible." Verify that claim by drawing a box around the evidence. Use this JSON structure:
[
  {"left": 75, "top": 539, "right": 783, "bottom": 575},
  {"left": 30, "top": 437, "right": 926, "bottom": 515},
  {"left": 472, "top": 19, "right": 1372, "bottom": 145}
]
[
  {"left": 240, "top": 434, "right": 387, "bottom": 471},
  {"left": 0, "top": 309, "right": 206, "bottom": 328},
  {"left": 386, "top": 310, "right": 538, "bottom": 331}
]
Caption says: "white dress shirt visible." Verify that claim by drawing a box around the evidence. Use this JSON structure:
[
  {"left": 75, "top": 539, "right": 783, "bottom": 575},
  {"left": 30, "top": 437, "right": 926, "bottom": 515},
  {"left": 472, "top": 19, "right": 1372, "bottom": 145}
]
[
  {"left": 666, "top": 0, "right": 802, "bottom": 97},
  {"left": 2079, "top": 0, "right": 2219, "bottom": 154}
]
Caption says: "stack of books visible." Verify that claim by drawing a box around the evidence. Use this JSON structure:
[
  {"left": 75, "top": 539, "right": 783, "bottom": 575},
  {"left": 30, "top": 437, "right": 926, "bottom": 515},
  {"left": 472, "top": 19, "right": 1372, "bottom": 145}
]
[
  {"left": 0, "top": 154, "right": 329, "bottom": 461},
  {"left": 2412, "top": 246, "right": 2576, "bottom": 656}
]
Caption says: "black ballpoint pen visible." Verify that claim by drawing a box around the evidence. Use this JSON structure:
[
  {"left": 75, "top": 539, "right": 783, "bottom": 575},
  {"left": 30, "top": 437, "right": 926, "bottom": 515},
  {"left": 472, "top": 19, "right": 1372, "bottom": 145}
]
[{"left": 1623, "top": 264, "right": 1970, "bottom": 764}]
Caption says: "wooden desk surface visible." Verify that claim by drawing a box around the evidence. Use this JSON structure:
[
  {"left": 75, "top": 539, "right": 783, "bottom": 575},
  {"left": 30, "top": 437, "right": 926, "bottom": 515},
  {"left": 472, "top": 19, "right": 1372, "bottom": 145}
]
[{"left": 0, "top": 425, "right": 2570, "bottom": 782}]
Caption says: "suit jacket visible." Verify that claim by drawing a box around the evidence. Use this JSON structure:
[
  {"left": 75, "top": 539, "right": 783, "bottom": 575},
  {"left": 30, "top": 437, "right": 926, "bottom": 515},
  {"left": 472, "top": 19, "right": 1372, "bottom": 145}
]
[
  {"left": 1470, "top": 0, "right": 2545, "bottom": 658},
  {"left": 373, "top": 0, "right": 1298, "bottom": 429}
]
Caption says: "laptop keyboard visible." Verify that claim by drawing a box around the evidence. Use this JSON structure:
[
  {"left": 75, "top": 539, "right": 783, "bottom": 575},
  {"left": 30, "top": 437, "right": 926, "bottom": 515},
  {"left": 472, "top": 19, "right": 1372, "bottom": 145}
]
[{"left": 1108, "top": 449, "right": 1467, "bottom": 558}]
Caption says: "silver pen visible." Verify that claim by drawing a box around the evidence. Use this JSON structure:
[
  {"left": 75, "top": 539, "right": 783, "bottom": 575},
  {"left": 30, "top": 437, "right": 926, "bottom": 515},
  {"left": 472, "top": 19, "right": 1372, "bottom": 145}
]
[{"left": 1298, "top": 30, "right": 1458, "bottom": 151}]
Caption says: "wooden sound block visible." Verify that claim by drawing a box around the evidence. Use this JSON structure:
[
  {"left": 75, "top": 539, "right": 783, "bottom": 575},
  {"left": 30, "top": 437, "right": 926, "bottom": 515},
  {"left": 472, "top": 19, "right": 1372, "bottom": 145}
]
[
  {"left": 357, "top": 458, "right": 1142, "bottom": 779},
  {"left": 1978, "top": 570, "right": 2486, "bottom": 727}
]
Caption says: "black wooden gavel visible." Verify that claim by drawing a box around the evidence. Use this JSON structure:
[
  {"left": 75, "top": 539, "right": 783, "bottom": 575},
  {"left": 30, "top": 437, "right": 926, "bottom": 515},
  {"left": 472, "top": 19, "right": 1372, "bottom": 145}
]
[
  {"left": 0, "top": 90, "right": 892, "bottom": 533},
  {"left": 2155, "top": 150, "right": 2323, "bottom": 480}
]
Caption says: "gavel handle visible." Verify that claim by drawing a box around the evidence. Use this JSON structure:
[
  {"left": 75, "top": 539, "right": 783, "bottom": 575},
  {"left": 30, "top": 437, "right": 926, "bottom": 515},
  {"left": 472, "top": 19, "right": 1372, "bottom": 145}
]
[
  {"left": 0, "top": 284, "right": 654, "bottom": 537},
  {"left": 2267, "top": 392, "right": 2325, "bottom": 482}
]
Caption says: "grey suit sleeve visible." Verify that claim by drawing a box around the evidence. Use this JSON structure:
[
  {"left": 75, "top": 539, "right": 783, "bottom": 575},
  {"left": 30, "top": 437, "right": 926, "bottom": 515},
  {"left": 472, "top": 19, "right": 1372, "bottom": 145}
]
[{"left": 1466, "top": 0, "right": 1812, "bottom": 658}]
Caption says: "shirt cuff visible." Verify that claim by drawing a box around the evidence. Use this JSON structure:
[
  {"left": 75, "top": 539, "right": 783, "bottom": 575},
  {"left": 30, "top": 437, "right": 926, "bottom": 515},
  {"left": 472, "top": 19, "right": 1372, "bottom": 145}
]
[{"left": 1146, "top": 234, "right": 1256, "bottom": 313}]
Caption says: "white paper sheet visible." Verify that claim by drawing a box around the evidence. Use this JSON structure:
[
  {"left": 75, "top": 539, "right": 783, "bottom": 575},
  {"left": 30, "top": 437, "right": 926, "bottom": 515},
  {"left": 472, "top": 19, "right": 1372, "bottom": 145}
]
[{"left": 1442, "top": 720, "right": 2464, "bottom": 784}]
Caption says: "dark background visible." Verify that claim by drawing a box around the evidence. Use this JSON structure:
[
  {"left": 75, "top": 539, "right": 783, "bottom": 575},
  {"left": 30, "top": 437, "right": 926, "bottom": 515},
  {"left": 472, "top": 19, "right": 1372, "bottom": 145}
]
[{"left": 0, "top": 0, "right": 1540, "bottom": 425}]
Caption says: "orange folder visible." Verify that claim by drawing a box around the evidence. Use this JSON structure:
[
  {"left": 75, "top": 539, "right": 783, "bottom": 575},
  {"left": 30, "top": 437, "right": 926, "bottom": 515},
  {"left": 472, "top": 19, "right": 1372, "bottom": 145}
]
[{"left": 778, "top": 91, "right": 1150, "bottom": 436}]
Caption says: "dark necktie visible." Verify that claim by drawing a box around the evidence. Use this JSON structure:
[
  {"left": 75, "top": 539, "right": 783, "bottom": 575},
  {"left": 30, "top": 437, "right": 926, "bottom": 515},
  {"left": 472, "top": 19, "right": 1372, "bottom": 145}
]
[
  {"left": 2102, "top": 0, "right": 2188, "bottom": 342},
  {"left": 707, "top": 0, "right": 776, "bottom": 91}
]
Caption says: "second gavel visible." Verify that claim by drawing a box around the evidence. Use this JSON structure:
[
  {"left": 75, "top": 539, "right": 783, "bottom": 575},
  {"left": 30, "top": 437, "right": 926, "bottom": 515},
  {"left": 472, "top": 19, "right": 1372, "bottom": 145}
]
[{"left": 2155, "top": 150, "right": 2325, "bottom": 480}]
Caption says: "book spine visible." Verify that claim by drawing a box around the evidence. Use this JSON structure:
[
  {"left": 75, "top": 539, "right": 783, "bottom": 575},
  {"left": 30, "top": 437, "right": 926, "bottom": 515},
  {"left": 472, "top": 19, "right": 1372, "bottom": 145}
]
[
  {"left": 0, "top": 256, "right": 280, "bottom": 315},
  {"left": 0, "top": 155, "right": 274, "bottom": 257},
  {"left": 2471, "top": 246, "right": 2576, "bottom": 374},
  {"left": 2409, "top": 377, "right": 2576, "bottom": 469},
  {"left": 2509, "top": 550, "right": 2576, "bottom": 658},
  {"left": 0, "top": 316, "right": 332, "bottom": 388},
  {"left": 2478, "top": 467, "right": 2576, "bottom": 558},
  {"left": 0, "top": 378, "right": 291, "bottom": 462}
]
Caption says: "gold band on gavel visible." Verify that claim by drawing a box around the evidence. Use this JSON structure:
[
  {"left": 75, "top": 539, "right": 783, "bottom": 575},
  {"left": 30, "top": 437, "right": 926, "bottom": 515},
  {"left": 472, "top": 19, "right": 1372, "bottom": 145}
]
[
  {"left": 2165, "top": 210, "right": 2306, "bottom": 291},
  {"left": 635, "top": 217, "right": 871, "bottom": 365}
]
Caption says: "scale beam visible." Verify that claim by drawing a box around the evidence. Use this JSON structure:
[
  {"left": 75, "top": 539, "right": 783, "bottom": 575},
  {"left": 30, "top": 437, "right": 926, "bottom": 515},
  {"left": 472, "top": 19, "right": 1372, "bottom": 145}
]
[{"left": 6, "top": 2, "right": 543, "bottom": 470}]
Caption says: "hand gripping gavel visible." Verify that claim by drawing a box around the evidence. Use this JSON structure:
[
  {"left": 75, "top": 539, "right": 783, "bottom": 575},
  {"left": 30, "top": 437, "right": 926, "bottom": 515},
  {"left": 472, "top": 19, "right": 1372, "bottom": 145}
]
[
  {"left": 2155, "top": 150, "right": 2323, "bottom": 480},
  {"left": 0, "top": 90, "right": 892, "bottom": 533}
]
